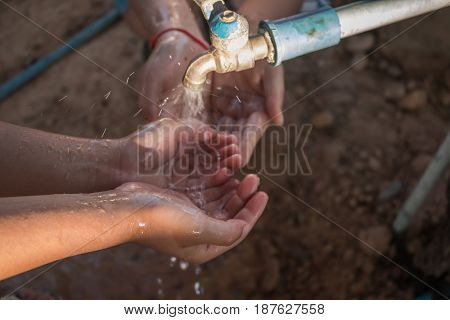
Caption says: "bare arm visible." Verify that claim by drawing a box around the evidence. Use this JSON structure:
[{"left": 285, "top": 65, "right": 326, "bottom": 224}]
[
  {"left": 126, "top": 0, "right": 204, "bottom": 39},
  {"left": 0, "top": 121, "right": 120, "bottom": 197},
  {"left": 0, "top": 178, "right": 268, "bottom": 280},
  {"left": 0, "top": 191, "right": 133, "bottom": 280}
]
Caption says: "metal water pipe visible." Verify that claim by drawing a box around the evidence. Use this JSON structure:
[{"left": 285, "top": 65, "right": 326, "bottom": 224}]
[
  {"left": 183, "top": 0, "right": 450, "bottom": 90},
  {"left": 0, "top": 0, "right": 129, "bottom": 101}
]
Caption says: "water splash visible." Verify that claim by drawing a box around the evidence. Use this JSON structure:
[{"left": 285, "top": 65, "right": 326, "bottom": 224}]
[
  {"left": 187, "top": 183, "right": 207, "bottom": 210},
  {"left": 157, "top": 85, "right": 206, "bottom": 120},
  {"left": 126, "top": 72, "right": 135, "bottom": 85},
  {"left": 58, "top": 95, "right": 68, "bottom": 102}
]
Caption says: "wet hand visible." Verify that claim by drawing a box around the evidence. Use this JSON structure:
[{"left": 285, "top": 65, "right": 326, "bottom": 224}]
[
  {"left": 207, "top": 62, "right": 285, "bottom": 165},
  {"left": 117, "top": 174, "right": 268, "bottom": 264},
  {"left": 139, "top": 33, "right": 207, "bottom": 121},
  {"left": 115, "top": 118, "right": 242, "bottom": 191}
]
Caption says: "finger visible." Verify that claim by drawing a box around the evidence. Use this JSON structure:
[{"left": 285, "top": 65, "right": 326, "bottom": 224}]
[
  {"left": 203, "top": 179, "right": 239, "bottom": 202},
  {"left": 237, "top": 174, "right": 260, "bottom": 200},
  {"left": 222, "top": 174, "right": 260, "bottom": 218},
  {"left": 139, "top": 66, "right": 160, "bottom": 121},
  {"left": 215, "top": 132, "right": 238, "bottom": 146},
  {"left": 186, "top": 167, "right": 234, "bottom": 189},
  {"left": 219, "top": 144, "right": 240, "bottom": 159},
  {"left": 220, "top": 154, "right": 242, "bottom": 170},
  {"left": 240, "top": 112, "right": 269, "bottom": 166},
  {"left": 232, "top": 191, "right": 269, "bottom": 234},
  {"left": 263, "top": 65, "right": 285, "bottom": 126},
  {"left": 201, "top": 133, "right": 237, "bottom": 156},
  {"left": 263, "top": 65, "right": 285, "bottom": 125}
]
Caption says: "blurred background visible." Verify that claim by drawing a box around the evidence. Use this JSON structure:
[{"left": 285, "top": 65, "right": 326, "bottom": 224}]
[{"left": 0, "top": 0, "right": 449, "bottom": 299}]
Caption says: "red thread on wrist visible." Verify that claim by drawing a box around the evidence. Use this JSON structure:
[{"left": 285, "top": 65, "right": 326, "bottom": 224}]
[{"left": 149, "top": 28, "right": 209, "bottom": 50}]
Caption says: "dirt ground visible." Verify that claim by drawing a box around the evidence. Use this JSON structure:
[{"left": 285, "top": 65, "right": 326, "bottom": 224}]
[{"left": 0, "top": 0, "right": 449, "bottom": 299}]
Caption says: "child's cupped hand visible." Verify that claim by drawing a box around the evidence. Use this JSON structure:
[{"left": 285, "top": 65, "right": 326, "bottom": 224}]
[
  {"left": 115, "top": 173, "right": 268, "bottom": 264},
  {"left": 115, "top": 118, "right": 242, "bottom": 191}
]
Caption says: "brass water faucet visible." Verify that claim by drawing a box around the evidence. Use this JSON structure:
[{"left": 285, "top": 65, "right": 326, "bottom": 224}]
[{"left": 183, "top": 0, "right": 274, "bottom": 91}]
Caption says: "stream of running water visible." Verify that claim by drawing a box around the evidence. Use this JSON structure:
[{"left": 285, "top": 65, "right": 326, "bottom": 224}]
[
  {"left": 158, "top": 84, "right": 206, "bottom": 120},
  {"left": 157, "top": 84, "right": 210, "bottom": 214}
]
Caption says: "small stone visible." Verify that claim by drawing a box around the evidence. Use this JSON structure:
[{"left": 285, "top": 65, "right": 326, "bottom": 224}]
[
  {"left": 294, "top": 85, "right": 306, "bottom": 97},
  {"left": 351, "top": 53, "right": 369, "bottom": 71},
  {"left": 398, "top": 89, "right": 428, "bottom": 110},
  {"left": 387, "top": 65, "right": 402, "bottom": 78},
  {"left": 440, "top": 91, "right": 450, "bottom": 107},
  {"left": 444, "top": 69, "right": 450, "bottom": 88},
  {"left": 260, "top": 257, "right": 280, "bottom": 293},
  {"left": 358, "top": 225, "right": 392, "bottom": 255},
  {"left": 312, "top": 111, "right": 335, "bottom": 129},
  {"left": 378, "top": 180, "right": 403, "bottom": 202},
  {"left": 406, "top": 79, "right": 417, "bottom": 90},
  {"left": 345, "top": 33, "right": 376, "bottom": 53},
  {"left": 407, "top": 239, "right": 422, "bottom": 255},
  {"left": 384, "top": 81, "right": 406, "bottom": 100},
  {"left": 411, "top": 154, "right": 432, "bottom": 175},
  {"left": 368, "top": 157, "right": 381, "bottom": 171}
]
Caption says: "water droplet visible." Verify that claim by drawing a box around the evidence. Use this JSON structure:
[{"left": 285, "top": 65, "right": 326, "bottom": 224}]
[
  {"left": 133, "top": 108, "right": 143, "bottom": 118},
  {"left": 195, "top": 266, "right": 202, "bottom": 275},
  {"left": 126, "top": 72, "right": 135, "bottom": 85},
  {"left": 58, "top": 95, "right": 68, "bottom": 102},
  {"left": 179, "top": 261, "right": 189, "bottom": 270},
  {"left": 194, "top": 281, "right": 203, "bottom": 295}
]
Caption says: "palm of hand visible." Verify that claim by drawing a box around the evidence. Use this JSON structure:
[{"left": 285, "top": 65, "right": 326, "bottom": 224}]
[
  {"left": 205, "top": 62, "right": 285, "bottom": 165},
  {"left": 207, "top": 85, "right": 269, "bottom": 166},
  {"left": 118, "top": 173, "right": 267, "bottom": 264}
]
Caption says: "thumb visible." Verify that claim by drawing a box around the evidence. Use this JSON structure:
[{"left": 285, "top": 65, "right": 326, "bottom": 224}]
[{"left": 263, "top": 65, "right": 285, "bottom": 126}]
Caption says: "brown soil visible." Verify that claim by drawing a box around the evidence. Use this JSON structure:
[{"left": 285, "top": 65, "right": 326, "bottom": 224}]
[{"left": 0, "top": 0, "right": 449, "bottom": 299}]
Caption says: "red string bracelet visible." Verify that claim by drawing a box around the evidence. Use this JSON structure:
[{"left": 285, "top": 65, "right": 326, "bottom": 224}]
[{"left": 149, "top": 28, "right": 209, "bottom": 50}]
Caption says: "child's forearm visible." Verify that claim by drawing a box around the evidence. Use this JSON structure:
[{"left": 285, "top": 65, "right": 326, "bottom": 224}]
[
  {"left": 0, "top": 191, "right": 135, "bottom": 280},
  {"left": 0, "top": 121, "right": 121, "bottom": 197},
  {"left": 126, "top": 0, "right": 203, "bottom": 39}
]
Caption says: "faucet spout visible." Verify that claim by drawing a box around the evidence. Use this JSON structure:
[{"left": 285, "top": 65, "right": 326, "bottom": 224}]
[
  {"left": 184, "top": 0, "right": 274, "bottom": 91},
  {"left": 182, "top": 51, "right": 217, "bottom": 91},
  {"left": 183, "top": 34, "right": 272, "bottom": 91}
]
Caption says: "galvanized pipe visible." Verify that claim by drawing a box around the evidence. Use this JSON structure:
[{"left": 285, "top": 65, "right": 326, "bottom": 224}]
[
  {"left": 393, "top": 132, "right": 450, "bottom": 234},
  {"left": 337, "top": 0, "right": 450, "bottom": 39},
  {"left": 185, "top": 0, "right": 450, "bottom": 89}
]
